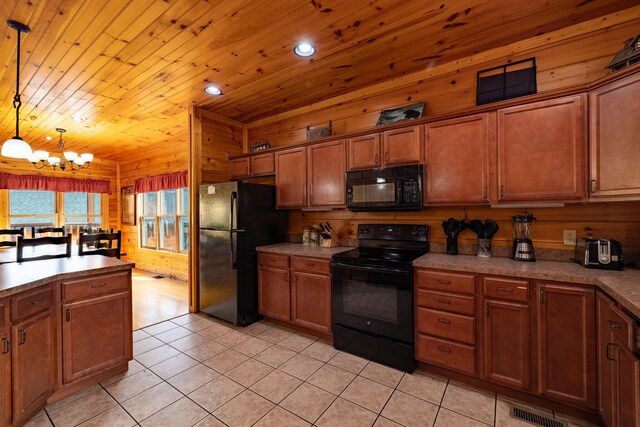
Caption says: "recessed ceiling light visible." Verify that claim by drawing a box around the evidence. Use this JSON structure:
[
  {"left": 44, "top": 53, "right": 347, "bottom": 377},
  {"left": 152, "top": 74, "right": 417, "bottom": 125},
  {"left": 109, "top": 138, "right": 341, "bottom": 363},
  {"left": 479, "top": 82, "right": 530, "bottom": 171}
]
[
  {"left": 294, "top": 41, "right": 315, "bottom": 57},
  {"left": 204, "top": 85, "right": 222, "bottom": 95},
  {"left": 72, "top": 115, "right": 83, "bottom": 122},
  {"left": 44, "top": 136, "right": 53, "bottom": 141}
]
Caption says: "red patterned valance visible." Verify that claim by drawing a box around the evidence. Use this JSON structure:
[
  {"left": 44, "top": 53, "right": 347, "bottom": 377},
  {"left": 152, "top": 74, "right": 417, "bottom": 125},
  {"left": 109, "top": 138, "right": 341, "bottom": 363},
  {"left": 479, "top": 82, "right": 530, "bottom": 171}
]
[
  {"left": 0, "top": 172, "right": 111, "bottom": 194},
  {"left": 133, "top": 170, "right": 188, "bottom": 193}
]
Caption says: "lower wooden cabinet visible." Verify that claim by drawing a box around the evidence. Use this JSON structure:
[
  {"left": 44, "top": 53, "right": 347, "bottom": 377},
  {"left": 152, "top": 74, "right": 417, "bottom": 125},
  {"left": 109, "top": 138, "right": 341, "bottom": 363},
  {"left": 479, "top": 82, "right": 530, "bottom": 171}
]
[
  {"left": 0, "top": 299, "right": 11, "bottom": 427},
  {"left": 258, "top": 253, "right": 332, "bottom": 334}
]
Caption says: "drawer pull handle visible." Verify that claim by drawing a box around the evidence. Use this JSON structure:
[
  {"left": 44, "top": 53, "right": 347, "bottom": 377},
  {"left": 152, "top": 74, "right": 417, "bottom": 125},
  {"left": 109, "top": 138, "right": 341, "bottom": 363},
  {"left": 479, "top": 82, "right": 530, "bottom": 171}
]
[
  {"left": 91, "top": 283, "right": 107, "bottom": 289},
  {"left": 608, "top": 320, "right": 624, "bottom": 330},
  {"left": 29, "top": 299, "right": 45, "bottom": 305},
  {"left": 436, "top": 279, "right": 451, "bottom": 285},
  {"left": 497, "top": 287, "right": 513, "bottom": 292},
  {"left": 1, "top": 338, "right": 9, "bottom": 354},
  {"left": 18, "top": 330, "right": 26, "bottom": 345},
  {"left": 438, "top": 318, "right": 451, "bottom": 325},
  {"left": 437, "top": 299, "right": 451, "bottom": 305},
  {"left": 605, "top": 343, "right": 615, "bottom": 361},
  {"left": 66, "top": 309, "right": 71, "bottom": 322},
  {"left": 437, "top": 347, "right": 451, "bottom": 353}
]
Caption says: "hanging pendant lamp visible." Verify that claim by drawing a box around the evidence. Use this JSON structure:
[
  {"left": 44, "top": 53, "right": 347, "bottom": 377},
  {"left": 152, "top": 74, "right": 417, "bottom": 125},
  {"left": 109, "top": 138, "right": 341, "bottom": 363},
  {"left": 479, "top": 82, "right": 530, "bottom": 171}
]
[{"left": 1, "top": 20, "right": 32, "bottom": 159}]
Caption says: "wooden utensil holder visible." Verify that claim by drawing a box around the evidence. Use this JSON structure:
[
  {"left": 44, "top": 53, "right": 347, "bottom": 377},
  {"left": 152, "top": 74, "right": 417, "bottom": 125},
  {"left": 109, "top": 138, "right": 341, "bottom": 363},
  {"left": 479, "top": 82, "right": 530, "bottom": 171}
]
[{"left": 321, "top": 230, "right": 340, "bottom": 248}]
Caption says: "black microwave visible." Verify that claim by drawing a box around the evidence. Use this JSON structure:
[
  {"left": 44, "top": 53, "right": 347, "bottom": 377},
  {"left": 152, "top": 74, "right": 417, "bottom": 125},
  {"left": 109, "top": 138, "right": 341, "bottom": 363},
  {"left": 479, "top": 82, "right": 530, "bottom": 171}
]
[{"left": 346, "top": 165, "right": 423, "bottom": 211}]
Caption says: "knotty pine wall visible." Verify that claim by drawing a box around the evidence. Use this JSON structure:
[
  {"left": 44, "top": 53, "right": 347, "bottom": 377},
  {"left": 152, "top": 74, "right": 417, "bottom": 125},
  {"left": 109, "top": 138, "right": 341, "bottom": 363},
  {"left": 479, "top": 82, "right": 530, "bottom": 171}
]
[{"left": 241, "top": 11, "right": 640, "bottom": 256}]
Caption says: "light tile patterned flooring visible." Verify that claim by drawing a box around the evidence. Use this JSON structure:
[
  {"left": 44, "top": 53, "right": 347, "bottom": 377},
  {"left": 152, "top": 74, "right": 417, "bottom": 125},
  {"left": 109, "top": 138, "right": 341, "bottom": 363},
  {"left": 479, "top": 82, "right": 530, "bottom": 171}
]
[{"left": 27, "top": 314, "right": 597, "bottom": 427}]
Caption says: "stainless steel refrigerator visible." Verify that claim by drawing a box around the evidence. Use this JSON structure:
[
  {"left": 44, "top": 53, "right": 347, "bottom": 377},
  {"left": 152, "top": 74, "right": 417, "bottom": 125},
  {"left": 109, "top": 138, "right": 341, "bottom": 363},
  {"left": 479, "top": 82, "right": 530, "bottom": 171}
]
[{"left": 199, "top": 182, "right": 285, "bottom": 325}]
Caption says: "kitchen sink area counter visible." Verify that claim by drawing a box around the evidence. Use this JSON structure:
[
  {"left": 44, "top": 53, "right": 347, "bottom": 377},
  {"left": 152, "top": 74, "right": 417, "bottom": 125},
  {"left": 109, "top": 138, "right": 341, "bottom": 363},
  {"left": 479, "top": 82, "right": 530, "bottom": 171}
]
[
  {"left": 413, "top": 253, "right": 640, "bottom": 317},
  {"left": 257, "top": 242, "right": 354, "bottom": 259}
]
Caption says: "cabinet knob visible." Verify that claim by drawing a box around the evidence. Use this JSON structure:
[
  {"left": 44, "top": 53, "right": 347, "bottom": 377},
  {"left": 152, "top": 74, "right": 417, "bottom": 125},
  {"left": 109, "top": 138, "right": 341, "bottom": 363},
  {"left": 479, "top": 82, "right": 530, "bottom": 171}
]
[
  {"left": 483, "top": 186, "right": 488, "bottom": 199},
  {"left": 436, "top": 279, "right": 450, "bottom": 285},
  {"left": 605, "top": 343, "right": 615, "bottom": 361},
  {"left": 384, "top": 152, "right": 389, "bottom": 162},
  {"left": 437, "top": 346, "right": 451, "bottom": 353},
  {"left": 437, "top": 299, "right": 451, "bottom": 305},
  {"left": 500, "top": 185, "right": 504, "bottom": 199},
  {"left": 1, "top": 338, "right": 9, "bottom": 354},
  {"left": 608, "top": 320, "right": 624, "bottom": 330},
  {"left": 589, "top": 179, "right": 597, "bottom": 194},
  {"left": 374, "top": 153, "right": 379, "bottom": 165},
  {"left": 437, "top": 318, "right": 451, "bottom": 325},
  {"left": 497, "top": 287, "right": 514, "bottom": 293},
  {"left": 18, "top": 330, "right": 26, "bottom": 345}
]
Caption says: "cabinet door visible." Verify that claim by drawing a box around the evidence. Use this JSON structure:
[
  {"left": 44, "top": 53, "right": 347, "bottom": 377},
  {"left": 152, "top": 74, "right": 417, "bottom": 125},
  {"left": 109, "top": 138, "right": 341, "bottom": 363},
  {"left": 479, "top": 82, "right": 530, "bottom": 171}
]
[
  {"left": 616, "top": 341, "right": 640, "bottom": 427},
  {"left": 275, "top": 147, "right": 307, "bottom": 208},
  {"left": 536, "top": 283, "right": 596, "bottom": 409},
  {"left": 62, "top": 292, "right": 132, "bottom": 384},
  {"left": 11, "top": 310, "right": 56, "bottom": 424},
  {"left": 231, "top": 158, "right": 250, "bottom": 179},
  {"left": 258, "top": 267, "right": 290, "bottom": 321},
  {"left": 597, "top": 294, "right": 616, "bottom": 427},
  {"left": 348, "top": 134, "right": 381, "bottom": 170},
  {"left": 383, "top": 126, "right": 422, "bottom": 166},
  {"left": 425, "top": 114, "right": 491, "bottom": 205},
  {"left": 308, "top": 140, "right": 346, "bottom": 207},
  {"left": 250, "top": 153, "right": 275, "bottom": 176},
  {"left": 291, "top": 272, "right": 331, "bottom": 334},
  {"left": 483, "top": 299, "right": 530, "bottom": 390},
  {"left": 589, "top": 72, "right": 640, "bottom": 200},
  {"left": 0, "top": 299, "right": 10, "bottom": 427},
  {"left": 497, "top": 95, "right": 586, "bottom": 202}
]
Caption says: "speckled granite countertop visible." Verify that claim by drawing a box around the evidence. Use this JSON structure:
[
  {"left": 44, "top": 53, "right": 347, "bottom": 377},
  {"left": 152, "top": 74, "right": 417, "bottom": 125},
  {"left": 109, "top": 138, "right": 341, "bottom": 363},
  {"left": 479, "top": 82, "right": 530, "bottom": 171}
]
[
  {"left": 257, "top": 243, "right": 354, "bottom": 259},
  {"left": 414, "top": 253, "right": 640, "bottom": 319},
  {"left": 0, "top": 256, "right": 134, "bottom": 298}
]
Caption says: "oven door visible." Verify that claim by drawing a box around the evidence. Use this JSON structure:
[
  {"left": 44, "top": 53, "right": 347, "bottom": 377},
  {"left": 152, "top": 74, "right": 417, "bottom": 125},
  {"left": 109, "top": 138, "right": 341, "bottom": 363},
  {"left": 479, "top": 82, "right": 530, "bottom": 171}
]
[{"left": 332, "top": 262, "right": 413, "bottom": 344}]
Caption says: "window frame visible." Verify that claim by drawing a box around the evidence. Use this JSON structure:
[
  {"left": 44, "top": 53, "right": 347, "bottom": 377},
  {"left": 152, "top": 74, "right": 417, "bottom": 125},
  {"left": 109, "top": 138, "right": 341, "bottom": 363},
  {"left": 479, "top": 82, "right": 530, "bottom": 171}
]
[{"left": 138, "top": 188, "right": 188, "bottom": 254}]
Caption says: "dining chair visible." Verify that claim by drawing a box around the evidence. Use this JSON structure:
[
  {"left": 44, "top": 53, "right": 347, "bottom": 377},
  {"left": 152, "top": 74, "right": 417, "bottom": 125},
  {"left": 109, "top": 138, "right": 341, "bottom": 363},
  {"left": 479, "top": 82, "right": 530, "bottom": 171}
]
[
  {"left": 78, "top": 230, "right": 121, "bottom": 259},
  {"left": 0, "top": 228, "right": 25, "bottom": 247},
  {"left": 35, "top": 227, "right": 66, "bottom": 237},
  {"left": 16, "top": 234, "right": 72, "bottom": 262}
]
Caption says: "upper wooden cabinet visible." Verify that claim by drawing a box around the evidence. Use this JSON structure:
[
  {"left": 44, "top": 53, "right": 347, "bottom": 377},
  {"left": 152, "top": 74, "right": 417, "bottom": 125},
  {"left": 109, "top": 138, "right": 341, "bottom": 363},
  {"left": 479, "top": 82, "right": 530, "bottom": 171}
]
[
  {"left": 347, "top": 126, "right": 421, "bottom": 171},
  {"left": 231, "top": 153, "right": 275, "bottom": 179},
  {"left": 424, "top": 114, "right": 492, "bottom": 205},
  {"left": 589, "top": 72, "right": 640, "bottom": 200},
  {"left": 275, "top": 147, "right": 307, "bottom": 208},
  {"left": 496, "top": 95, "right": 586, "bottom": 203},
  {"left": 308, "top": 140, "right": 346, "bottom": 207}
]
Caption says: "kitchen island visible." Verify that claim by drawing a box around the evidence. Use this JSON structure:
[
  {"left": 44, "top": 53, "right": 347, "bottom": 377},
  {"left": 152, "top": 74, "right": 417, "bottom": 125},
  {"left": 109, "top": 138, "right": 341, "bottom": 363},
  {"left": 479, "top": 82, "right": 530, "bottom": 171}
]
[{"left": 0, "top": 256, "right": 134, "bottom": 426}]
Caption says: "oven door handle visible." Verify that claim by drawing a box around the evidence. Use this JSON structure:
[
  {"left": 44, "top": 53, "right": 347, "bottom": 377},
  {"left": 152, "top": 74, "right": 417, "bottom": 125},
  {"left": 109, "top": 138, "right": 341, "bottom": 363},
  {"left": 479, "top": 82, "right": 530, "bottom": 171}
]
[{"left": 331, "top": 262, "right": 410, "bottom": 275}]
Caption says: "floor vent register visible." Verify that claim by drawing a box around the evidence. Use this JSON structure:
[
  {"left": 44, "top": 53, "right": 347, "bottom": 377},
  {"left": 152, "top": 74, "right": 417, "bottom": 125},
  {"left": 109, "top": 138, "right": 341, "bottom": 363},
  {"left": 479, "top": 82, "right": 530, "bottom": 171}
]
[{"left": 509, "top": 405, "right": 568, "bottom": 427}]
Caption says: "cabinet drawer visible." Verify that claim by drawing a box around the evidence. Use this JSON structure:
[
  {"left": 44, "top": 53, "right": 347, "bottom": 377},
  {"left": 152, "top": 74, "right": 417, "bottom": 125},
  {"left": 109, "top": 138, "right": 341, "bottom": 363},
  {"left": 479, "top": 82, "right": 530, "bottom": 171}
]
[
  {"left": 416, "top": 289, "right": 475, "bottom": 315},
  {"left": 416, "top": 334, "right": 476, "bottom": 375},
  {"left": 291, "top": 257, "right": 330, "bottom": 275},
  {"left": 483, "top": 277, "right": 529, "bottom": 302},
  {"left": 12, "top": 287, "right": 54, "bottom": 323},
  {"left": 415, "top": 269, "right": 475, "bottom": 294},
  {"left": 62, "top": 271, "right": 129, "bottom": 302},
  {"left": 258, "top": 253, "right": 290, "bottom": 269},
  {"left": 416, "top": 307, "right": 475, "bottom": 345}
]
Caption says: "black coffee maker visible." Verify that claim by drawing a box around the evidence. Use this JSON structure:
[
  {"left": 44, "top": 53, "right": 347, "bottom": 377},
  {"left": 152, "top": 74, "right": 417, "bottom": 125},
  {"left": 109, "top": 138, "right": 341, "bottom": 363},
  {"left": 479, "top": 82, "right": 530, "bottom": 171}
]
[{"left": 512, "top": 214, "right": 535, "bottom": 262}]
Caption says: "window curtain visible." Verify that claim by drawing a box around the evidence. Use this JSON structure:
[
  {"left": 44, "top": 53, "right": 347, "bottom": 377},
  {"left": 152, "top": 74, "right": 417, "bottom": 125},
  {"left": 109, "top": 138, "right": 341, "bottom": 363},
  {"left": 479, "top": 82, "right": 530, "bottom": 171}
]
[
  {"left": 0, "top": 172, "right": 111, "bottom": 194},
  {"left": 133, "top": 170, "right": 188, "bottom": 193}
]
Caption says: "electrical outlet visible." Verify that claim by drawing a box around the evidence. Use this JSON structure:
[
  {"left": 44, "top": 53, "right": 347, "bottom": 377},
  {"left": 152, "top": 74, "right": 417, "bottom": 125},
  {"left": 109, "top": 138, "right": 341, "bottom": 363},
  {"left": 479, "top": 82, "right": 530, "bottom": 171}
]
[{"left": 563, "top": 230, "right": 577, "bottom": 246}]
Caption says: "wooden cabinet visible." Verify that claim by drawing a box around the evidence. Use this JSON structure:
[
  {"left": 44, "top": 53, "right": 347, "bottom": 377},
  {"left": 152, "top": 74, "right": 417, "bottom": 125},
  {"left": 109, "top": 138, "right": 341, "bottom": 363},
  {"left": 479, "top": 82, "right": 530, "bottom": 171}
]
[
  {"left": 0, "top": 299, "right": 10, "bottom": 427},
  {"left": 496, "top": 95, "right": 586, "bottom": 202},
  {"left": 589, "top": 72, "right": 640, "bottom": 200},
  {"left": 536, "top": 283, "right": 596, "bottom": 409},
  {"left": 11, "top": 287, "right": 56, "bottom": 425},
  {"left": 275, "top": 147, "right": 307, "bottom": 208},
  {"left": 307, "top": 140, "right": 346, "bottom": 207},
  {"left": 61, "top": 271, "right": 132, "bottom": 384},
  {"left": 424, "top": 114, "right": 492, "bottom": 205},
  {"left": 414, "top": 269, "right": 477, "bottom": 376},
  {"left": 258, "top": 253, "right": 332, "bottom": 334},
  {"left": 347, "top": 126, "right": 421, "bottom": 171},
  {"left": 231, "top": 153, "right": 275, "bottom": 179},
  {"left": 597, "top": 292, "right": 640, "bottom": 427},
  {"left": 482, "top": 277, "right": 531, "bottom": 390}
]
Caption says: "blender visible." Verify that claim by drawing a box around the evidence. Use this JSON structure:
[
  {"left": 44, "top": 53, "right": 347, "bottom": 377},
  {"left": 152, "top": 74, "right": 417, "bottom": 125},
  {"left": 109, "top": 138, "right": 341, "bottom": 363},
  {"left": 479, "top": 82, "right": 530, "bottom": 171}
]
[{"left": 512, "top": 214, "right": 535, "bottom": 262}]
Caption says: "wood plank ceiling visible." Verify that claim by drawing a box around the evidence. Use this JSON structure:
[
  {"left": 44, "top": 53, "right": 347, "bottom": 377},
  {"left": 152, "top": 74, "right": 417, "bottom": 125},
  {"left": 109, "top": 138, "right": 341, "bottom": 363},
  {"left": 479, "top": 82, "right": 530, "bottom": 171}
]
[{"left": 0, "top": 0, "right": 635, "bottom": 161}]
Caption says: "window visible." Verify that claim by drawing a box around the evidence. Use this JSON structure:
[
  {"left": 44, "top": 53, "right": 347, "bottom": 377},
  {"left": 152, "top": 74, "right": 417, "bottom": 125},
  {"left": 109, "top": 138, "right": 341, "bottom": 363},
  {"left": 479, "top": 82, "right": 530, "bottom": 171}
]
[
  {"left": 8, "top": 190, "right": 104, "bottom": 238},
  {"left": 139, "top": 188, "right": 189, "bottom": 253}
]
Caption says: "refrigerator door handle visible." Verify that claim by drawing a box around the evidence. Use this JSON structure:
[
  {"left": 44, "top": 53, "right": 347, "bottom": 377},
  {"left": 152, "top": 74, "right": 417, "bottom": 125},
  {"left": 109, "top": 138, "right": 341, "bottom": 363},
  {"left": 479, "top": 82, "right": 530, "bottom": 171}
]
[
  {"left": 230, "top": 230, "right": 237, "bottom": 269},
  {"left": 230, "top": 191, "right": 237, "bottom": 231}
]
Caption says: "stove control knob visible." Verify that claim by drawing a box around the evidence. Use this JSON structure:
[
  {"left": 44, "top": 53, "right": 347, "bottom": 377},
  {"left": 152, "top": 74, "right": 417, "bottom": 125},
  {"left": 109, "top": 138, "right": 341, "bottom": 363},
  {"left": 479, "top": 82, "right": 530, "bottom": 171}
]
[{"left": 366, "top": 320, "right": 371, "bottom": 326}]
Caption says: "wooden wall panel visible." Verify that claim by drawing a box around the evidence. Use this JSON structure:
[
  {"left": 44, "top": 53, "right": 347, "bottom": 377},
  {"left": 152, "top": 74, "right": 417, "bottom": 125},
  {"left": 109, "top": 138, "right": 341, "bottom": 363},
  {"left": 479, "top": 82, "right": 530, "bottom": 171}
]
[
  {"left": 118, "top": 141, "right": 189, "bottom": 281},
  {"left": 246, "top": 17, "right": 640, "bottom": 147}
]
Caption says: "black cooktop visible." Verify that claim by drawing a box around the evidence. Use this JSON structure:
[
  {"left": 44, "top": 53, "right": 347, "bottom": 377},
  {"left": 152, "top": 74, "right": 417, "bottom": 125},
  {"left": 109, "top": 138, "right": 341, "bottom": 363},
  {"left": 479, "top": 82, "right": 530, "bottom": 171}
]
[{"left": 332, "top": 247, "right": 427, "bottom": 267}]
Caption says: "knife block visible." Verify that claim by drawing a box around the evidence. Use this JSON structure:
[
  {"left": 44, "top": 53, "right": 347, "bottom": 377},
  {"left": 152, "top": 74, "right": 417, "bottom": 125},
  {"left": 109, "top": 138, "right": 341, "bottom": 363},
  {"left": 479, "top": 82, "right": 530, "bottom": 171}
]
[{"left": 321, "top": 230, "right": 340, "bottom": 248}]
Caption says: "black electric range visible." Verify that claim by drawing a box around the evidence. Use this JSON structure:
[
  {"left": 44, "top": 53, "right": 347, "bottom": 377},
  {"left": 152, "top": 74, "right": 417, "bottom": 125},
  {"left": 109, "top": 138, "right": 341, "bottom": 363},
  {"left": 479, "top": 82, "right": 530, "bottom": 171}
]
[{"left": 331, "top": 224, "right": 429, "bottom": 372}]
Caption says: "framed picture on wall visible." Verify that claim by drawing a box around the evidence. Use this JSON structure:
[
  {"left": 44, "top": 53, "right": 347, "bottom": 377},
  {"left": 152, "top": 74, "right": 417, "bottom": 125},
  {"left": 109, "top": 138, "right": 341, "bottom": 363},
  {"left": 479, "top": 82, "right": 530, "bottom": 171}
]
[{"left": 121, "top": 186, "right": 136, "bottom": 225}]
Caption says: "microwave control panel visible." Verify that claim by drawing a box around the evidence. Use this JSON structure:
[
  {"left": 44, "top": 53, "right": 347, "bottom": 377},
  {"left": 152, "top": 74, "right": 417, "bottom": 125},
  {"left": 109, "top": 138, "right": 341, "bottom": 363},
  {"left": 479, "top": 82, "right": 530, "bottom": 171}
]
[{"left": 402, "top": 179, "right": 421, "bottom": 204}]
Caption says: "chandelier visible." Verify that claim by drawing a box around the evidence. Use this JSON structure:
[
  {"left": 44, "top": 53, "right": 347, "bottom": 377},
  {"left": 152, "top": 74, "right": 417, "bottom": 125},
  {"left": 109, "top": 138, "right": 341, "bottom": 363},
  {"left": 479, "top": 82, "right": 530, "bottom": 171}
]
[{"left": 28, "top": 128, "right": 93, "bottom": 171}]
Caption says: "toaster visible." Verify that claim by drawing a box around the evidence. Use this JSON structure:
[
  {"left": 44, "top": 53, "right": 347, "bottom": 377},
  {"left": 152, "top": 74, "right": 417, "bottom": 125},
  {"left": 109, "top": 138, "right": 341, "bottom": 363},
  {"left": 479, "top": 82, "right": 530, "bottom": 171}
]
[{"left": 573, "top": 238, "right": 624, "bottom": 271}]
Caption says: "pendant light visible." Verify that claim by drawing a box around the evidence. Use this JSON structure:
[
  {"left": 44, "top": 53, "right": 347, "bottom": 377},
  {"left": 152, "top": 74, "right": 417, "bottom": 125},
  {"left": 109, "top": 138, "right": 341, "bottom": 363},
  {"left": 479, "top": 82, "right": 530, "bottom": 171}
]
[{"left": 1, "top": 20, "right": 32, "bottom": 159}]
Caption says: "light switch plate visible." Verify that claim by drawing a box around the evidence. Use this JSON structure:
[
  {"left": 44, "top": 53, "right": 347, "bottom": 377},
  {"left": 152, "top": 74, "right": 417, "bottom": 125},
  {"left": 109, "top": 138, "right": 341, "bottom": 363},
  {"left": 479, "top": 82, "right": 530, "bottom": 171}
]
[{"left": 563, "top": 230, "right": 577, "bottom": 246}]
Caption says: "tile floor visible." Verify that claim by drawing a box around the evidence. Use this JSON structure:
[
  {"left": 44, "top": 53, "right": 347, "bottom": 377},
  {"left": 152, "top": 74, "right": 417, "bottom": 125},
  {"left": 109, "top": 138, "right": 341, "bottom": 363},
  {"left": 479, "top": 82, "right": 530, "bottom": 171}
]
[{"left": 27, "top": 314, "right": 598, "bottom": 427}]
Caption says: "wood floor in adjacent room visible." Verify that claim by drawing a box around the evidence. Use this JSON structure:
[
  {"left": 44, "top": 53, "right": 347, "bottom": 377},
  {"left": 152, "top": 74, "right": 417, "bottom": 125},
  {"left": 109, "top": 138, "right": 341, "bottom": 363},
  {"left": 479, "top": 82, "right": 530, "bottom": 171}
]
[{"left": 132, "top": 268, "right": 189, "bottom": 330}]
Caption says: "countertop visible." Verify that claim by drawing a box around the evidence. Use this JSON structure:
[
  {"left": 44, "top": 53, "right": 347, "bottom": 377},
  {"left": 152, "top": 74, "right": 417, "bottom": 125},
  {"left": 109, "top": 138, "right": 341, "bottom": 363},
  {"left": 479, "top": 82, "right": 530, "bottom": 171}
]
[
  {"left": 414, "top": 253, "right": 640, "bottom": 319},
  {"left": 0, "top": 256, "right": 135, "bottom": 298},
  {"left": 257, "top": 243, "right": 354, "bottom": 259}
]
